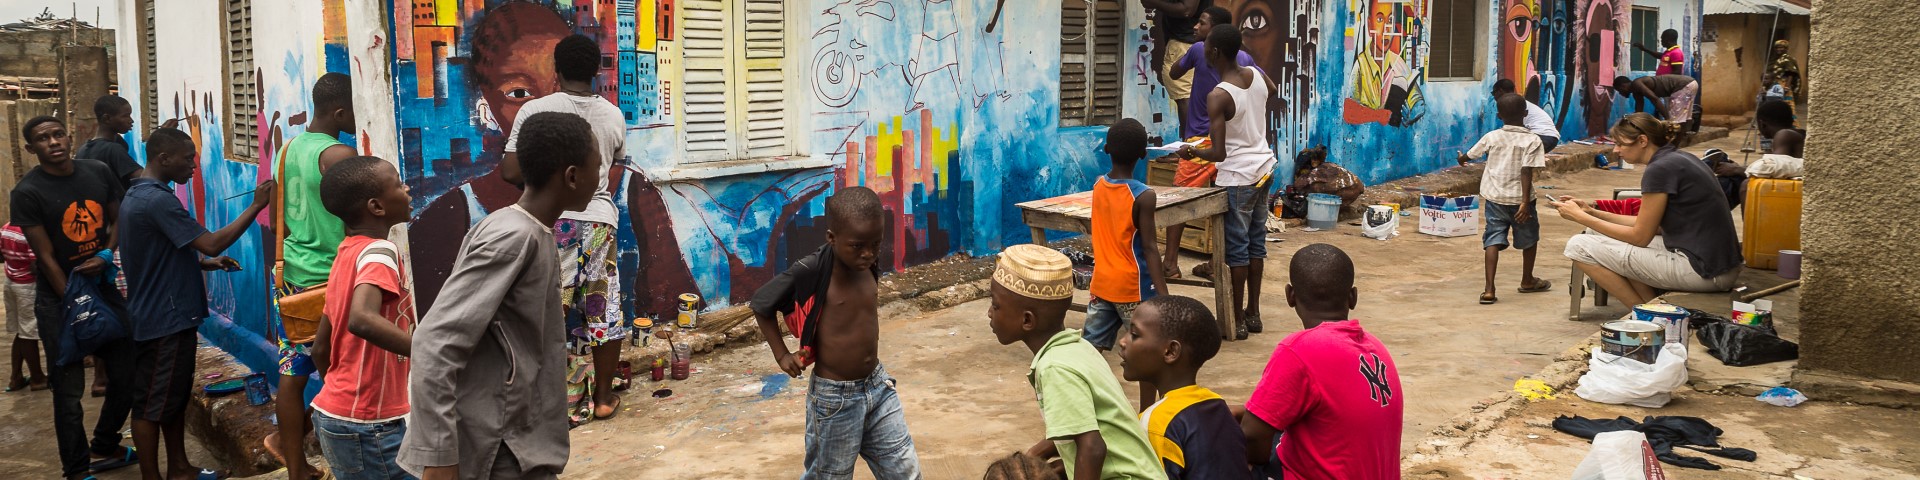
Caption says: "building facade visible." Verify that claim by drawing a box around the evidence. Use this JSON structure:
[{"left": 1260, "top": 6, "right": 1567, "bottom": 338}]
[{"left": 112, "top": 0, "right": 1700, "bottom": 373}]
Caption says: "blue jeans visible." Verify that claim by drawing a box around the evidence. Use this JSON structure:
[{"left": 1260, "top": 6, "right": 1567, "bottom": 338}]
[
  {"left": 1224, "top": 184, "right": 1272, "bottom": 267},
  {"left": 1483, "top": 200, "right": 1540, "bottom": 250},
  {"left": 1081, "top": 297, "right": 1138, "bottom": 350},
  {"left": 804, "top": 364, "right": 921, "bottom": 479},
  {"left": 312, "top": 411, "right": 415, "bottom": 480}
]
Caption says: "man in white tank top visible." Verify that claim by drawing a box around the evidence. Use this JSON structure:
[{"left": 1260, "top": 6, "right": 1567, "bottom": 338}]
[{"left": 1180, "top": 24, "right": 1277, "bottom": 340}]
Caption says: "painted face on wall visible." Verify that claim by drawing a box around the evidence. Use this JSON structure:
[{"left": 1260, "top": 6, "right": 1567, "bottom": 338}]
[
  {"left": 469, "top": 2, "right": 570, "bottom": 134},
  {"left": 1229, "top": 0, "right": 1281, "bottom": 72},
  {"left": 1500, "top": 0, "right": 1538, "bottom": 94},
  {"left": 1581, "top": 0, "right": 1620, "bottom": 132}
]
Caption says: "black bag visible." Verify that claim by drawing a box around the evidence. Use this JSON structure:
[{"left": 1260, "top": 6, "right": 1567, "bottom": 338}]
[
  {"left": 1279, "top": 186, "right": 1309, "bottom": 219},
  {"left": 1694, "top": 316, "right": 1799, "bottom": 367}
]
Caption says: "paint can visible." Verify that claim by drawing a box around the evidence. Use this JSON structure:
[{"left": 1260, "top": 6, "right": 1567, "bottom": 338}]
[
  {"left": 243, "top": 372, "right": 272, "bottom": 406},
  {"left": 1601, "top": 320, "right": 1666, "bottom": 365},
  {"left": 676, "top": 293, "right": 700, "bottom": 329},
  {"left": 1777, "top": 250, "right": 1802, "bottom": 280},
  {"left": 1632, "top": 303, "right": 1690, "bottom": 346}
]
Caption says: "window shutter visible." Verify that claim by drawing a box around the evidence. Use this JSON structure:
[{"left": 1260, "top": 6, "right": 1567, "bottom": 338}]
[
  {"left": 740, "top": 0, "right": 786, "bottom": 157},
  {"left": 1059, "top": 0, "right": 1091, "bottom": 127},
  {"left": 226, "top": 0, "right": 259, "bottom": 161},
  {"left": 681, "top": 0, "right": 732, "bottom": 159},
  {"left": 1089, "top": 0, "right": 1121, "bottom": 126},
  {"left": 141, "top": 0, "right": 157, "bottom": 132},
  {"left": 1448, "top": 0, "right": 1475, "bottom": 78}
]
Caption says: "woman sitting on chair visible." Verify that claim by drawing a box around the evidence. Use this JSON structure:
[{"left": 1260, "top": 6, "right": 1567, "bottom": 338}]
[{"left": 1549, "top": 114, "right": 1744, "bottom": 306}]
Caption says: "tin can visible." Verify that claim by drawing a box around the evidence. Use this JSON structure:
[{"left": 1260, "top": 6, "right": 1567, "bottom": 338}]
[
  {"left": 676, "top": 293, "right": 700, "bottom": 329},
  {"left": 1601, "top": 320, "right": 1666, "bottom": 365},
  {"left": 243, "top": 372, "right": 272, "bottom": 406},
  {"left": 1633, "top": 303, "right": 1690, "bottom": 346}
]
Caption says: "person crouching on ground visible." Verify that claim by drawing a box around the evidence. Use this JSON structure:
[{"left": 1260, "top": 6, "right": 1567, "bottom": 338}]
[
  {"left": 1118, "top": 295, "right": 1250, "bottom": 479},
  {"left": 1084, "top": 118, "right": 1167, "bottom": 409},
  {"left": 400, "top": 112, "right": 600, "bottom": 480},
  {"left": 988, "top": 244, "right": 1164, "bottom": 479},
  {"left": 1458, "top": 93, "right": 1552, "bottom": 304},
  {"left": 1238, "top": 243, "right": 1403, "bottom": 480},
  {"left": 751, "top": 186, "right": 922, "bottom": 479}
]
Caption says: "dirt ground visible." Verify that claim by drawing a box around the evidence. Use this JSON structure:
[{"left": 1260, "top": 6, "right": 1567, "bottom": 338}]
[{"left": 0, "top": 346, "right": 222, "bottom": 478}]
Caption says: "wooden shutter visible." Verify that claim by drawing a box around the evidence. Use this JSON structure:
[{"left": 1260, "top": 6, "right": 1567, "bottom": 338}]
[
  {"left": 1429, "top": 0, "right": 1477, "bottom": 79},
  {"left": 1089, "top": 0, "right": 1121, "bottom": 126},
  {"left": 141, "top": 0, "right": 158, "bottom": 132},
  {"left": 1060, "top": 0, "right": 1090, "bottom": 127},
  {"left": 681, "top": 0, "right": 732, "bottom": 159},
  {"left": 740, "top": 0, "right": 786, "bottom": 158},
  {"left": 1059, "top": 0, "right": 1121, "bottom": 127},
  {"left": 226, "top": 0, "right": 259, "bottom": 161}
]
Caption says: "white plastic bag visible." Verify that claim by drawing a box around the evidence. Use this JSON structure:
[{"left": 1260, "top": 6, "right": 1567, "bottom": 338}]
[
  {"left": 1745, "top": 154, "right": 1804, "bottom": 179},
  {"left": 1570, "top": 431, "right": 1668, "bottom": 480},
  {"left": 1360, "top": 205, "right": 1398, "bottom": 240},
  {"left": 1575, "top": 343, "right": 1690, "bottom": 408}
]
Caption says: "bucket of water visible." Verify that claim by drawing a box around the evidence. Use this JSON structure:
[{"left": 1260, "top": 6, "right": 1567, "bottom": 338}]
[
  {"left": 1632, "top": 303, "right": 1690, "bottom": 346},
  {"left": 1601, "top": 320, "right": 1665, "bottom": 365},
  {"left": 1306, "top": 193, "right": 1340, "bottom": 230}
]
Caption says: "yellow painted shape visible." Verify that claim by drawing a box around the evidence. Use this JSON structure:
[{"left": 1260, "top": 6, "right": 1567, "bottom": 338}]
[
  {"left": 637, "top": 0, "right": 657, "bottom": 52},
  {"left": 930, "top": 120, "right": 958, "bottom": 190},
  {"left": 434, "top": 0, "right": 457, "bottom": 26},
  {"left": 1513, "top": 379, "right": 1556, "bottom": 401}
]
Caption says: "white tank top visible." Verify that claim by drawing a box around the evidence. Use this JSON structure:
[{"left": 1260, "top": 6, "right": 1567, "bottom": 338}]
[{"left": 1215, "top": 67, "right": 1277, "bottom": 187}]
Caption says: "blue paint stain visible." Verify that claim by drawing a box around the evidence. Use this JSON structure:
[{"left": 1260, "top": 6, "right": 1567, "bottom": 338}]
[{"left": 758, "top": 374, "right": 791, "bottom": 400}]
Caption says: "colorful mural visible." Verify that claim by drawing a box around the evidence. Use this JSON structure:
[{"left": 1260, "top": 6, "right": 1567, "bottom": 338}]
[{"left": 1343, "top": 0, "right": 1427, "bottom": 126}]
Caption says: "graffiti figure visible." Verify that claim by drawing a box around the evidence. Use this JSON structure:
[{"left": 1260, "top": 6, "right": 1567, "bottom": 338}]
[
  {"left": 1344, "top": 0, "right": 1426, "bottom": 127},
  {"left": 810, "top": 0, "right": 1007, "bottom": 112}
]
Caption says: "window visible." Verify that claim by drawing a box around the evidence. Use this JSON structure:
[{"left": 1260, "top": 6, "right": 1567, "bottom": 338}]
[
  {"left": 139, "top": 0, "right": 157, "bottom": 133},
  {"left": 1629, "top": 7, "right": 1660, "bottom": 72},
  {"left": 1058, "top": 0, "right": 1122, "bottom": 127},
  {"left": 680, "top": 0, "right": 791, "bottom": 163},
  {"left": 224, "top": 0, "right": 259, "bottom": 162},
  {"left": 1427, "top": 0, "right": 1482, "bottom": 80}
]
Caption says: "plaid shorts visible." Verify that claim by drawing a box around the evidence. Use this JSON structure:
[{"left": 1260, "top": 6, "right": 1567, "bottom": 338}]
[{"left": 557, "top": 219, "right": 626, "bottom": 347}]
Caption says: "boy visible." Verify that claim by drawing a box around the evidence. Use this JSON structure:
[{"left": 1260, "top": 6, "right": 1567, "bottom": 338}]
[
  {"left": 751, "top": 186, "right": 922, "bottom": 479},
  {"left": 121, "top": 127, "right": 274, "bottom": 480},
  {"left": 1085, "top": 118, "right": 1167, "bottom": 407},
  {"left": 1161, "top": 6, "right": 1255, "bottom": 280},
  {"left": 1632, "top": 29, "right": 1686, "bottom": 76},
  {"left": 1117, "top": 295, "right": 1249, "bottom": 480},
  {"left": 987, "top": 244, "right": 1164, "bottom": 480},
  {"left": 1612, "top": 74, "right": 1699, "bottom": 124},
  {"left": 271, "top": 72, "right": 358, "bottom": 480},
  {"left": 400, "top": 111, "right": 600, "bottom": 480},
  {"left": 74, "top": 95, "right": 147, "bottom": 187},
  {"left": 1490, "top": 79, "right": 1561, "bottom": 152},
  {"left": 309, "top": 156, "right": 415, "bottom": 480},
  {"left": 1237, "top": 244, "right": 1402, "bottom": 480},
  {"left": 11, "top": 115, "right": 139, "bottom": 480},
  {"left": 4, "top": 222, "right": 47, "bottom": 392},
  {"left": 1457, "top": 94, "right": 1552, "bottom": 304},
  {"left": 1180, "top": 24, "right": 1277, "bottom": 338},
  {"left": 502, "top": 34, "right": 630, "bottom": 423}
]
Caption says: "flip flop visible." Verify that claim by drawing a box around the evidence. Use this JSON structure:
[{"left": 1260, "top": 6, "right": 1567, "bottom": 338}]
[
  {"left": 1479, "top": 293, "right": 1498, "bottom": 305},
  {"left": 193, "top": 468, "right": 230, "bottom": 479},
  {"left": 88, "top": 446, "right": 136, "bottom": 473},
  {"left": 6, "top": 377, "right": 24, "bottom": 392},
  {"left": 1518, "top": 279, "right": 1555, "bottom": 294},
  {"left": 593, "top": 394, "right": 623, "bottom": 420}
]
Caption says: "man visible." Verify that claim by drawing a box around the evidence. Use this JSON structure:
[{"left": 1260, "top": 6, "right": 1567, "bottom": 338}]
[
  {"left": 1144, "top": 0, "right": 1209, "bottom": 135},
  {"left": 74, "top": 95, "right": 146, "bottom": 187},
  {"left": 10, "top": 115, "right": 139, "bottom": 480},
  {"left": 1612, "top": 74, "right": 1699, "bottom": 125},
  {"left": 1492, "top": 79, "right": 1561, "bottom": 152},
  {"left": 1180, "top": 24, "right": 1275, "bottom": 339}
]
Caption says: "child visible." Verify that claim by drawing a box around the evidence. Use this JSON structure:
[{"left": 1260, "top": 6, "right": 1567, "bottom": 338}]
[
  {"left": 1237, "top": 244, "right": 1402, "bottom": 480},
  {"left": 309, "top": 156, "right": 415, "bottom": 480},
  {"left": 1458, "top": 94, "right": 1551, "bottom": 304},
  {"left": 120, "top": 127, "right": 274, "bottom": 480},
  {"left": 1085, "top": 118, "right": 1167, "bottom": 407},
  {"left": 1117, "top": 295, "right": 1250, "bottom": 479},
  {"left": 750, "top": 186, "right": 922, "bottom": 478},
  {"left": 400, "top": 111, "right": 600, "bottom": 479},
  {"left": 987, "top": 244, "right": 1163, "bottom": 479},
  {"left": 271, "top": 72, "right": 357, "bottom": 480},
  {"left": 3, "top": 222, "right": 46, "bottom": 392}
]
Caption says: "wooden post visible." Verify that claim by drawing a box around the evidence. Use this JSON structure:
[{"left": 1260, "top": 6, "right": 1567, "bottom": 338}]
[{"left": 1210, "top": 212, "right": 1233, "bottom": 338}]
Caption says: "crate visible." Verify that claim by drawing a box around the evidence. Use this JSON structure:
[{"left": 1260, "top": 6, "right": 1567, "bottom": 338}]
[{"left": 1146, "top": 160, "right": 1217, "bottom": 254}]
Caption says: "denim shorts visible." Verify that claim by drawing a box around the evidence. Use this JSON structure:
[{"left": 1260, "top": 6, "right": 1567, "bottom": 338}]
[
  {"left": 1483, "top": 200, "right": 1539, "bottom": 250},
  {"left": 1223, "top": 184, "right": 1272, "bottom": 267},
  {"left": 1081, "top": 297, "right": 1138, "bottom": 350},
  {"left": 804, "top": 364, "right": 921, "bottom": 479},
  {"left": 312, "top": 411, "right": 415, "bottom": 480}
]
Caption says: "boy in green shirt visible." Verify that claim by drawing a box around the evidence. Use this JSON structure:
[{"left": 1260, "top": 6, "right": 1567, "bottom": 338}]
[{"left": 988, "top": 244, "right": 1165, "bottom": 479}]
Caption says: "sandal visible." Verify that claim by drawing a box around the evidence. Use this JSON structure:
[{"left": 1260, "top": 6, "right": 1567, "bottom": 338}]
[
  {"left": 1479, "top": 292, "right": 1498, "bottom": 305},
  {"left": 593, "top": 394, "right": 623, "bottom": 420},
  {"left": 88, "top": 446, "right": 137, "bottom": 473},
  {"left": 6, "top": 377, "right": 24, "bottom": 392},
  {"left": 193, "top": 467, "right": 231, "bottom": 479},
  {"left": 1518, "top": 279, "right": 1554, "bottom": 294}
]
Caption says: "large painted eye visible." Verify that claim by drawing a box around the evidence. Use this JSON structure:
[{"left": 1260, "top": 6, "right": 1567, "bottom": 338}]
[
  {"left": 506, "top": 88, "right": 533, "bottom": 100},
  {"left": 1242, "top": 11, "right": 1268, "bottom": 32},
  {"left": 1509, "top": 18, "right": 1532, "bottom": 41}
]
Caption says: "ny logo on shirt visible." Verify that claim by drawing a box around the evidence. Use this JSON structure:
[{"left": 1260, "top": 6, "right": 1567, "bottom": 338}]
[{"left": 1358, "top": 353, "right": 1392, "bottom": 407}]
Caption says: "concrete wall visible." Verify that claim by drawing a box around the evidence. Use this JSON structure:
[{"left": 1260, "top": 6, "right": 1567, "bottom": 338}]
[
  {"left": 0, "top": 29, "right": 117, "bottom": 82},
  {"left": 1698, "top": 13, "right": 1808, "bottom": 117},
  {"left": 0, "top": 98, "right": 59, "bottom": 216},
  {"left": 1800, "top": 0, "right": 1920, "bottom": 384}
]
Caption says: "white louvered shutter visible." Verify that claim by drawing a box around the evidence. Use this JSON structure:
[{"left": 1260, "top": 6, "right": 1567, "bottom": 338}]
[
  {"left": 739, "top": 0, "right": 786, "bottom": 158},
  {"left": 681, "top": 0, "right": 732, "bottom": 160},
  {"left": 141, "top": 0, "right": 158, "bottom": 131},
  {"left": 227, "top": 0, "right": 259, "bottom": 161}
]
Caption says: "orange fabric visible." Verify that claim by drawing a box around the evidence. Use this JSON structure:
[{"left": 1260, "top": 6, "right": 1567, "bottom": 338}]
[
  {"left": 1174, "top": 158, "right": 1217, "bottom": 187},
  {"left": 1090, "top": 176, "right": 1149, "bottom": 303}
]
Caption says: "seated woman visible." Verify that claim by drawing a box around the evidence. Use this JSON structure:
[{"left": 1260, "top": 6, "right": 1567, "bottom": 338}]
[{"left": 1549, "top": 114, "right": 1744, "bottom": 306}]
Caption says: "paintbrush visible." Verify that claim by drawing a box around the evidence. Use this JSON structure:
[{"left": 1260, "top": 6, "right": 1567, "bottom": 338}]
[{"left": 222, "top": 184, "right": 266, "bottom": 201}]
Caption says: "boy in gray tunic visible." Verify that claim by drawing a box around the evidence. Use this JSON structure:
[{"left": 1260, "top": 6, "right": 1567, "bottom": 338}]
[{"left": 400, "top": 112, "right": 603, "bottom": 480}]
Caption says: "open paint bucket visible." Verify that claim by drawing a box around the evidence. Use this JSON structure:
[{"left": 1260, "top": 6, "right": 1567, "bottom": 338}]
[
  {"left": 1601, "top": 320, "right": 1665, "bottom": 365},
  {"left": 1632, "top": 303, "right": 1690, "bottom": 346}
]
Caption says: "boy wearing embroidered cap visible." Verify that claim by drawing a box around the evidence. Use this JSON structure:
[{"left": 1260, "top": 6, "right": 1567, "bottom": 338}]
[{"left": 988, "top": 244, "right": 1164, "bottom": 480}]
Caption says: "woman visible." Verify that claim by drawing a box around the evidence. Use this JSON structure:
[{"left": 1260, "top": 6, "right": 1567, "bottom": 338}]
[{"left": 1549, "top": 114, "right": 1743, "bottom": 306}]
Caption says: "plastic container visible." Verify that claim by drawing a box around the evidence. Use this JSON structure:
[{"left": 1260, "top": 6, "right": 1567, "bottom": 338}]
[
  {"left": 1306, "top": 193, "right": 1340, "bottom": 230},
  {"left": 671, "top": 342, "right": 692, "bottom": 380},
  {"left": 1777, "top": 250, "right": 1802, "bottom": 279},
  {"left": 1742, "top": 178, "right": 1802, "bottom": 269}
]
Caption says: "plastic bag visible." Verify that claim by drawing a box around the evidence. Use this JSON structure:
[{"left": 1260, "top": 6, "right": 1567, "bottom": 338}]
[
  {"left": 1695, "top": 319, "right": 1799, "bottom": 366},
  {"left": 1361, "top": 205, "right": 1398, "bottom": 240},
  {"left": 1571, "top": 431, "right": 1668, "bottom": 480},
  {"left": 1575, "top": 343, "right": 1690, "bottom": 408},
  {"left": 1755, "top": 386, "right": 1808, "bottom": 407},
  {"left": 1745, "top": 154, "right": 1804, "bottom": 179}
]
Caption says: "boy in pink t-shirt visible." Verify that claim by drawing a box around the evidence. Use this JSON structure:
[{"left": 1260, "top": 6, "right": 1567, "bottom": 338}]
[
  {"left": 309, "top": 157, "right": 416, "bottom": 479},
  {"left": 1238, "top": 244, "right": 1403, "bottom": 480}
]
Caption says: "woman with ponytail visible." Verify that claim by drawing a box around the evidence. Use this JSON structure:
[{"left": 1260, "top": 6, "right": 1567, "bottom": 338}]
[{"left": 1547, "top": 113, "right": 1744, "bottom": 306}]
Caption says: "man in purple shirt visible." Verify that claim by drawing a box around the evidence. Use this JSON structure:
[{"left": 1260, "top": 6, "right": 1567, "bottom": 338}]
[{"left": 1171, "top": 6, "right": 1260, "bottom": 139}]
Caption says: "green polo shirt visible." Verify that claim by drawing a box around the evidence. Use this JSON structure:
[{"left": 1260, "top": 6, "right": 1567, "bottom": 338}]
[{"left": 1029, "top": 329, "right": 1167, "bottom": 479}]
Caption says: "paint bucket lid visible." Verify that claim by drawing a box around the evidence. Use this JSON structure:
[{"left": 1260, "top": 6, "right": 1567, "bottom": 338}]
[
  {"left": 679, "top": 293, "right": 700, "bottom": 302},
  {"left": 1604, "top": 320, "right": 1663, "bottom": 333},
  {"left": 1633, "top": 303, "right": 1687, "bottom": 316}
]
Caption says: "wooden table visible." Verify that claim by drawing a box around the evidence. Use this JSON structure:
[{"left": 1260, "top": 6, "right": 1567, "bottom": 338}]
[{"left": 1015, "top": 187, "right": 1238, "bottom": 339}]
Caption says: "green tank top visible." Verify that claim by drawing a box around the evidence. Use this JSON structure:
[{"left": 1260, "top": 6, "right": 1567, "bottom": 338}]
[{"left": 277, "top": 132, "right": 346, "bottom": 288}]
